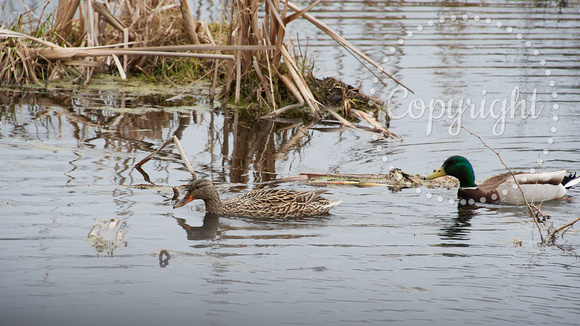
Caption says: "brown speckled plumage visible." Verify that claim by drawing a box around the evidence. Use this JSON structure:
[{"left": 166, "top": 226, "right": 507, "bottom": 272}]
[{"left": 174, "top": 179, "right": 341, "bottom": 219}]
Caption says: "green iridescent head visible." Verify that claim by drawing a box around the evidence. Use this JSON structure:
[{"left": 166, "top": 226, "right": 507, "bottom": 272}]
[{"left": 428, "top": 155, "right": 477, "bottom": 188}]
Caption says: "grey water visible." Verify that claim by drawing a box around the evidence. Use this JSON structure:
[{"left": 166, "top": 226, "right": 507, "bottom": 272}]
[{"left": 2, "top": 1, "right": 580, "bottom": 325}]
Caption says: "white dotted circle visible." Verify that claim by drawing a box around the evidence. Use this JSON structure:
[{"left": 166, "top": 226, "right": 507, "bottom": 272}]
[{"left": 379, "top": 13, "right": 560, "bottom": 205}]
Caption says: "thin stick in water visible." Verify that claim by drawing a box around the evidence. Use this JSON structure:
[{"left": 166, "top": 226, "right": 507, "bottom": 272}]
[
  {"left": 172, "top": 136, "right": 197, "bottom": 179},
  {"left": 460, "top": 125, "right": 544, "bottom": 242}
]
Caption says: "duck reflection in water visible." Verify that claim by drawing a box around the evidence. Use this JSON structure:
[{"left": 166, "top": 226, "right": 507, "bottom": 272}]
[
  {"left": 438, "top": 203, "right": 478, "bottom": 245},
  {"left": 175, "top": 214, "right": 221, "bottom": 241}
]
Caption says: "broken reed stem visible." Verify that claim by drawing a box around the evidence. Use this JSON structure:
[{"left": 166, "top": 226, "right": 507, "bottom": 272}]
[
  {"left": 55, "top": 0, "right": 81, "bottom": 38},
  {"left": 281, "top": 0, "right": 413, "bottom": 94},
  {"left": 92, "top": 1, "right": 126, "bottom": 33},
  {"left": 264, "top": 44, "right": 277, "bottom": 111},
  {"left": 0, "top": 28, "right": 60, "bottom": 48},
  {"left": 352, "top": 109, "right": 400, "bottom": 139},
  {"left": 201, "top": 21, "right": 219, "bottom": 102},
  {"left": 180, "top": 0, "right": 200, "bottom": 44},
  {"left": 460, "top": 125, "right": 544, "bottom": 243},
  {"left": 261, "top": 74, "right": 304, "bottom": 119},
  {"left": 123, "top": 28, "right": 129, "bottom": 71},
  {"left": 280, "top": 44, "right": 321, "bottom": 119},
  {"left": 235, "top": 43, "right": 242, "bottom": 104},
  {"left": 252, "top": 58, "right": 276, "bottom": 109},
  {"left": 38, "top": 48, "right": 235, "bottom": 60}
]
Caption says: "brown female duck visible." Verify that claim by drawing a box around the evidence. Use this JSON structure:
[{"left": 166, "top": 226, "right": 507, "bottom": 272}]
[{"left": 173, "top": 178, "right": 341, "bottom": 219}]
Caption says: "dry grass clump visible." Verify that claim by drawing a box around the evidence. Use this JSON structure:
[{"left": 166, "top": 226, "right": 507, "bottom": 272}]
[
  {"left": 97, "top": 0, "right": 204, "bottom": 78},
  {"left": 1, "top": 0, "right": 223, "bottom": 85},
  {"left": 0, "top": 2, "right": 54, "bottom": 84},
  {"left": 0, "top": 37, "right": 40, "bottom": 84},
  {"left": 1, "top": 0, "right": 408, "bottom": 137}
]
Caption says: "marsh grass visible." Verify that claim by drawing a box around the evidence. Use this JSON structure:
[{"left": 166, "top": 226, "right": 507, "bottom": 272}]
[{"left": 1, "top": 0, "right": 406, "bottom": 136}]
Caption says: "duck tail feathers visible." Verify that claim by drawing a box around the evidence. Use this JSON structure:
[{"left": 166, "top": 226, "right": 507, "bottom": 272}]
[
  {"left": 327, "top": 200, "right": 342, "bottom": 208},
  {"left": 562, "top": 172, "right": 580, "bottom": 189}
]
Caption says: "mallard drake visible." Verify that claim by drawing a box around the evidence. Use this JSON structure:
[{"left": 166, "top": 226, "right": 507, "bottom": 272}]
[
  {"left": 427, "top": 155, "right": 580, "bottom": 205},
  {"left": 173, "top": 178, "right": 341, "bottom": 219}
]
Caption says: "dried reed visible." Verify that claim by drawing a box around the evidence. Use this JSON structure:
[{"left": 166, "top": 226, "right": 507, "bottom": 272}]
[{"left": 1, "top": 0, "right": 405, "bottom": 138}]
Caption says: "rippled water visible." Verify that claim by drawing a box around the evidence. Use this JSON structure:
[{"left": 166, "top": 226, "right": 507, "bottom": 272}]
[{"left": 2, "top": 1, "right": 580, "bottom": 325}]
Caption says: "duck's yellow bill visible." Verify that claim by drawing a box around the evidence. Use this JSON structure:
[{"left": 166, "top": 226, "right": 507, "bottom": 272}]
[{"left": 427, "top": 167, "right": 446, "bottom": 179}]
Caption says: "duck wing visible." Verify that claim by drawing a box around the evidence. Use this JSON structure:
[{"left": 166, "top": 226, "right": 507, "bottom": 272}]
[
  {"left": 233, "top": 188, "right": 327, "bottom": 204},
  {"left": 223, "top": 189, "right": 336, "bottom": 218},
  {"left": 492, "top": 170, "right": 569, "bottom": 204}
]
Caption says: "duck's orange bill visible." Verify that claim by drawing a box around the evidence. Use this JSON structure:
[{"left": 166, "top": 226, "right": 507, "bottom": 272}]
[
  {"left": 173, "top": 195, "right": 194, "bottom": 209},
  {"left": 427, "top": 167, "right": 446, "bottom": 180}
]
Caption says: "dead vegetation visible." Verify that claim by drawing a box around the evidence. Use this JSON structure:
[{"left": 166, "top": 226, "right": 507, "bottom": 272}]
[
  {"left": 1, "top": 0, "right": 409, "bottom": 138},
  {"left": 295, "top": 169, "right": 459, "bottom": 191}
]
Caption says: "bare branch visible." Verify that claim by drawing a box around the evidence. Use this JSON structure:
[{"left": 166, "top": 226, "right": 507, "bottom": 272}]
[
  {"left": 546, "top": 216, "right": 580, "bottom": 245},
  {"left": 460, "top": 125, "right": 544, "bottom": 242}
]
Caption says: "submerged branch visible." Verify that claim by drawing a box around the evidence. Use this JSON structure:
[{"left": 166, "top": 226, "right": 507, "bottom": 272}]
[{"left": 546, "top": 217, "right": 580, "bottom": 246}]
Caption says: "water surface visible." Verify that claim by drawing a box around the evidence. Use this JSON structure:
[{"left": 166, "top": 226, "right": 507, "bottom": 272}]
[{"left": 2, "top": 1, "right": 580, "bottom": 325}]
